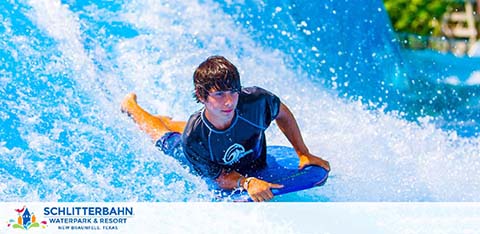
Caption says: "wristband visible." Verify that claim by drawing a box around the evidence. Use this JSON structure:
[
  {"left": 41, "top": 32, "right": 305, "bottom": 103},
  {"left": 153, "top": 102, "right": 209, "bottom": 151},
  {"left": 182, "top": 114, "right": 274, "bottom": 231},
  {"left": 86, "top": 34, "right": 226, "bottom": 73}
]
[
  {"left": 236, "top": 176, "right": 244, "bottom": 189},
  {"left": 243, "top": 177, "right": 254, "bottom": 190}
]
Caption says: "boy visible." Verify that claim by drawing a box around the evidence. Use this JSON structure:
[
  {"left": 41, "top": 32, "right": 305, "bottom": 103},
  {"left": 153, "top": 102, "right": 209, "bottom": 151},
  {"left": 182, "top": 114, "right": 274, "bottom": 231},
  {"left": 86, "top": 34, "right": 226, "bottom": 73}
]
[{"left": 121, "top": 55, "right": 330, "bottom": 202}]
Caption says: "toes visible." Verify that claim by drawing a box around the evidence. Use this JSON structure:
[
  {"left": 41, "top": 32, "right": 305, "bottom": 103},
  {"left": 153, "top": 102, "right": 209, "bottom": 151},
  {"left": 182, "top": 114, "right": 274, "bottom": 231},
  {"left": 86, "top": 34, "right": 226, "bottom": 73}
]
[{"left": 121, "top": 93, "right": 138, "bottom": 113}]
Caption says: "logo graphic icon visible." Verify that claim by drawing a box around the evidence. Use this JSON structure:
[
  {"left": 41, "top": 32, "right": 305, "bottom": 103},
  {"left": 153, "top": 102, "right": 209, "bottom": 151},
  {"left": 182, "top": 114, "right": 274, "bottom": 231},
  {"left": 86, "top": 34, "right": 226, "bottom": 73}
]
[
  {"left": 7, "top": 205, "right": 48, "bottom": 230},
  {"left": 223, "top": 143, "right": 253, "bottom": 165}
]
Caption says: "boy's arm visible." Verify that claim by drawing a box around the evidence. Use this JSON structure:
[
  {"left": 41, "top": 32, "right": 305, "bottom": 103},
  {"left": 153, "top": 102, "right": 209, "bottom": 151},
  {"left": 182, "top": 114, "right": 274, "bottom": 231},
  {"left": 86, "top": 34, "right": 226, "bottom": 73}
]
[
  {"left": 275, "top": 102, "right": 330, "bottom": 171},
  {"left": 215, "top": 170, "right": 283, "bottom": 202}
]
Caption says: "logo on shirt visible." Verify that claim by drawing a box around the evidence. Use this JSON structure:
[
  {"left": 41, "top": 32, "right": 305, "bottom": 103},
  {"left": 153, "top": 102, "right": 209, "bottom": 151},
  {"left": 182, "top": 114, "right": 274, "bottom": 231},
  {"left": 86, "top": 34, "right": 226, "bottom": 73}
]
[{"left": 223, "top": 143, "right": 253, "bottom": 165}]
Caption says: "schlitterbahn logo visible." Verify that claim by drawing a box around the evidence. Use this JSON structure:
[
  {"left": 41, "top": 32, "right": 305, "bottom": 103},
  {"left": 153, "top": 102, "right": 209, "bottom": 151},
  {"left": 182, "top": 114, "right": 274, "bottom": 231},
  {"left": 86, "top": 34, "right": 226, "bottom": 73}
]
[
  {"left": 6, "top": 205, "right": 133, "bottom": 231},
  {"left": 44, "top": 206, "right": 134, "bottom": 231},
  {"left": 7, "top": 206, "right": 48, "bottom": 230}
]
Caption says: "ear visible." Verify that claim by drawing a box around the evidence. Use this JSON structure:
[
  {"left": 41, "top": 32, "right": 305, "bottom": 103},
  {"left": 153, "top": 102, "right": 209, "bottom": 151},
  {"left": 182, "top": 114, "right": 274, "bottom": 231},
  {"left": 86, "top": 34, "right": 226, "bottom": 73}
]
[{"left": 195, "top": 90, "right": 206, "bottom": 103}]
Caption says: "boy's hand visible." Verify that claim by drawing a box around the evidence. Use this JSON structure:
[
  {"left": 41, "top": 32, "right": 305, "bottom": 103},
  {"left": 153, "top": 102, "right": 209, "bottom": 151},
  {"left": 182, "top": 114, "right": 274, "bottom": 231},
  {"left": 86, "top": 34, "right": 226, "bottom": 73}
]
[
  {"left": 298, "top": 153, "right": 330, "bottom": 171},
  {"left": 246, "top": 178, "right": 283, "bottom": 202}
]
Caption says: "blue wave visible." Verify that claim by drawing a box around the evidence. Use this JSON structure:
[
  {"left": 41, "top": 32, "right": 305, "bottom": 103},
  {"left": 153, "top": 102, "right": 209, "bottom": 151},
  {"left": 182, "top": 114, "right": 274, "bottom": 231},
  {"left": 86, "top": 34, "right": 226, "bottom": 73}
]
[{"left": 0, "top": 0, "right": 479, "bottom": 202}]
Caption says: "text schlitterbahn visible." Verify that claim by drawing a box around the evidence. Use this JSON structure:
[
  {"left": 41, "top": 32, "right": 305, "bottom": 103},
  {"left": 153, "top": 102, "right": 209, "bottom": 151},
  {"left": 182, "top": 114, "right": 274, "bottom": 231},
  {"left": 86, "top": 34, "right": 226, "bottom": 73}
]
[
  {"left": 43, "top": 206, "right": 134, "bottom": 230},
  {"left": 44, "top": 207, "right": 133, "bottom": 216}
]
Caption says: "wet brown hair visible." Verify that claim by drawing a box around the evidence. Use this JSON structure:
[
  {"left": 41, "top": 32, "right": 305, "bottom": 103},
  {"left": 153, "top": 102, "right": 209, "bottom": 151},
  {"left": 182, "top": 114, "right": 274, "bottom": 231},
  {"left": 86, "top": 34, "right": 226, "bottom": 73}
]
[{"left": 193, "top": 55, "right": 241, "bottom": 102}]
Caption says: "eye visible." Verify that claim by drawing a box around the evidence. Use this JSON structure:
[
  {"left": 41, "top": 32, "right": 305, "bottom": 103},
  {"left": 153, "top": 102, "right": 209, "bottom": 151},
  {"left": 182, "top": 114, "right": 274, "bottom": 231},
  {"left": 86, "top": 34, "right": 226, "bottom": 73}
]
[{"left": 213, "top": 92, "right": 224, "bottom": 97}]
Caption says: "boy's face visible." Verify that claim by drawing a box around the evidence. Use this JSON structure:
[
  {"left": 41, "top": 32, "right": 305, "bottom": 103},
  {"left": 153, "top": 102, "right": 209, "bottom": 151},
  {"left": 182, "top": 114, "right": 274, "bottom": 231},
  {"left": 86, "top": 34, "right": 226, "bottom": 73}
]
[{"left": 202, "top": 88, "right": 239, "bottom": 124}]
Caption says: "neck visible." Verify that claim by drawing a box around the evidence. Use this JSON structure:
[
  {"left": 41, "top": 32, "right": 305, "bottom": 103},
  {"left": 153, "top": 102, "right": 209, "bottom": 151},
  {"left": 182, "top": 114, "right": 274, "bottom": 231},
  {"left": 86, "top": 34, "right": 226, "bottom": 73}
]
[{"left": 204, "top": 110, "right": 233, "bottom": 130}]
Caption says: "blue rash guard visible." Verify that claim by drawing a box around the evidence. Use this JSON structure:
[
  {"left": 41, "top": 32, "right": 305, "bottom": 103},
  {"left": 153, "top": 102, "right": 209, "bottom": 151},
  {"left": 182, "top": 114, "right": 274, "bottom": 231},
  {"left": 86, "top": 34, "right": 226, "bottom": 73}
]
[{"left": 181, "top": 86, "right": 281, "bottom": 179}]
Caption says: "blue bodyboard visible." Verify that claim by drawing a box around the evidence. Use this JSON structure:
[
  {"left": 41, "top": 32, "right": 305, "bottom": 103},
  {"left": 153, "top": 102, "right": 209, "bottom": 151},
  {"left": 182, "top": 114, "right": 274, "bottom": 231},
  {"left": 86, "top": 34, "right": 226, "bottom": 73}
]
[{"left": 214, "top": 146, "right": 329, "bottom": 202}]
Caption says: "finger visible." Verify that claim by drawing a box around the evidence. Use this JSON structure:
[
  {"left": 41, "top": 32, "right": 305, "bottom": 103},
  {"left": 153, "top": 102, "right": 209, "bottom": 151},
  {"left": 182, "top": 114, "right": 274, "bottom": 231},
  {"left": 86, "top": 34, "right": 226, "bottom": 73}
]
[
  {"left": 267, "top": 190, "right": 275, "bottom": 200},
  {"left": 252, "top": 192, "right": 266, "bottom": 202},
  {"left": 260, "top": 191, "right": 272, "bottom": 201},
  {"left": 270, "top": 183, "right": 284, "bottom": 189},
  {"left": 324, "top": 161, "right": 331, "bottom": 171}
]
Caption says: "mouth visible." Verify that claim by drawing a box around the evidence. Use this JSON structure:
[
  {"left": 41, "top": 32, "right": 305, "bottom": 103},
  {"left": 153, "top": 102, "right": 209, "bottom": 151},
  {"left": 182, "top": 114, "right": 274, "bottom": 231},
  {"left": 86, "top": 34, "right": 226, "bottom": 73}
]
[{"left": 222, "top": 109, "right": 234, "bottom": 114}]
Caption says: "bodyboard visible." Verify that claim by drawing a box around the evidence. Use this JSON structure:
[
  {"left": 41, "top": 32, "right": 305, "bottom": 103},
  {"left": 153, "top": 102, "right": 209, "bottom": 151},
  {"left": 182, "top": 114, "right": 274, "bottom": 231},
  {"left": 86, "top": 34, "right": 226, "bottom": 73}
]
[{"left": 214, "top": 146, "right": 329, "bottom": 202}]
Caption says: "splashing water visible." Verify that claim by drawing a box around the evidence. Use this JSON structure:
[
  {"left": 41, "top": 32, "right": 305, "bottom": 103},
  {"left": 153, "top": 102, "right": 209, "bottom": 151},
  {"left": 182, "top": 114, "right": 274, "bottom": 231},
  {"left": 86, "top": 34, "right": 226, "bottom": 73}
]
[{"left": 1, "top": 0, "right": 479, "bottom": 202}]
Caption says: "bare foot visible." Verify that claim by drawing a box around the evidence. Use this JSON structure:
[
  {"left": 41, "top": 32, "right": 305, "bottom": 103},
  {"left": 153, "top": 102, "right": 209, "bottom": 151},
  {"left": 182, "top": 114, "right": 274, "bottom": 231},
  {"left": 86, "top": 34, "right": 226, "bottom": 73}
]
[{"left": 121, "top": 93, "right": 138, "bottom": 114}]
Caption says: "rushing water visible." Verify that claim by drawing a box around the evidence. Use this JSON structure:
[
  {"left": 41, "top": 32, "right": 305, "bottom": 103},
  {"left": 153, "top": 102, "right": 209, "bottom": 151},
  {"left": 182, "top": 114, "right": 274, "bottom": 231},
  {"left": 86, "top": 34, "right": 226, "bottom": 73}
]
[{"left": 1, "top": 0, "right": 479, "bottom": 202}]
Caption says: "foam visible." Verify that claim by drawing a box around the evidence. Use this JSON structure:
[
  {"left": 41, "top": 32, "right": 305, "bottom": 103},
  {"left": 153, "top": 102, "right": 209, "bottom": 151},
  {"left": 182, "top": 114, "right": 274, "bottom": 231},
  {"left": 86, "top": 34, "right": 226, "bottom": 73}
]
[{"left": 0, "top": 0, "right": 478, "bottom": 203}]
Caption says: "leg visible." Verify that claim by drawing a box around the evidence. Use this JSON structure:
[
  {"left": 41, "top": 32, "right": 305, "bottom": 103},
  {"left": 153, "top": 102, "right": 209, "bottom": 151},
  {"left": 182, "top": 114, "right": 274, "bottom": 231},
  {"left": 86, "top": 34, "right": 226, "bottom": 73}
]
[
  {"left": 121, "top": 93, "right": 186, "bottom": 141},
  {"left": 154, "top": 115, "right": 187, "bottom": 133}
]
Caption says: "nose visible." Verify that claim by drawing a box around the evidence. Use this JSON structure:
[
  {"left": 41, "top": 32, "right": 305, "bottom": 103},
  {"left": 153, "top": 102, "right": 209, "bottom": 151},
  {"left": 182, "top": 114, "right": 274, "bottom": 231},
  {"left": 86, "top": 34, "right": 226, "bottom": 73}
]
[{"left": 224, "top": 93, "right": 234, "bottom": 107}]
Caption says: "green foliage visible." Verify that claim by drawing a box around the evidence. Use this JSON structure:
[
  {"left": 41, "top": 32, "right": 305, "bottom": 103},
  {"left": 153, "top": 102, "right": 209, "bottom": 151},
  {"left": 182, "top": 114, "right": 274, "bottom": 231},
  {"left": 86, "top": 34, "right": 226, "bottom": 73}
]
[
  {"left": 383, "top": 0, "right": 463, "bottom": 36},
  {"left": 12, "top": 223, "right": 24, "bottom": 229},
  {"left": 28, "top": 222, "right": 40, "bottom": 229}
]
